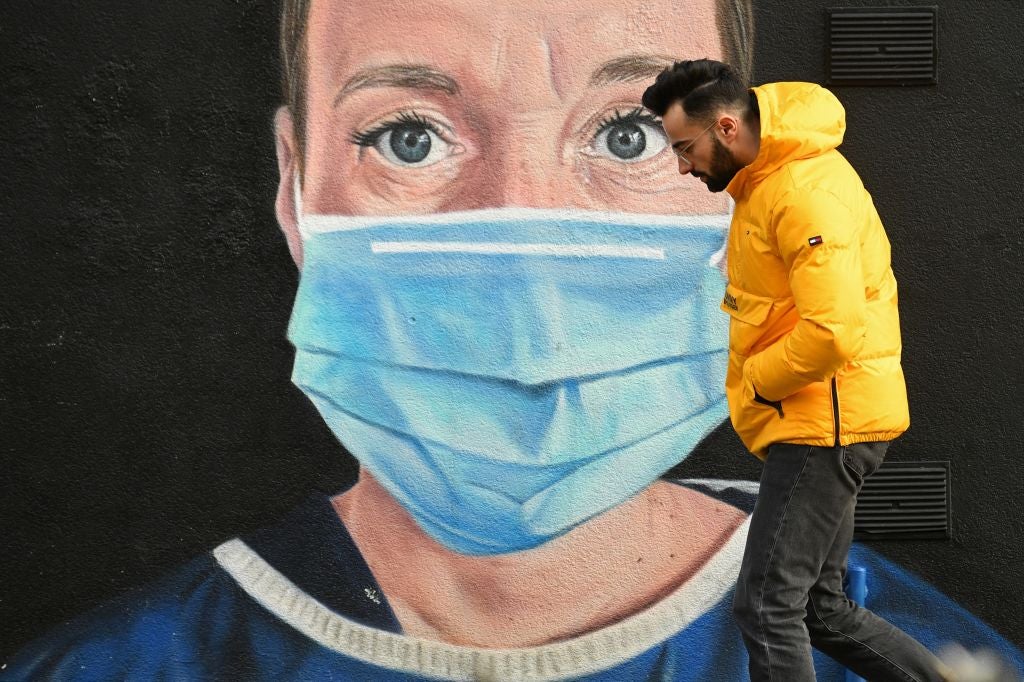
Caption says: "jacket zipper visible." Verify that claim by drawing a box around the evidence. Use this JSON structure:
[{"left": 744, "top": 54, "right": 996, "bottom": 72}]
[{"left": 831, "top": 377, "right": 840, "bottom": 447}]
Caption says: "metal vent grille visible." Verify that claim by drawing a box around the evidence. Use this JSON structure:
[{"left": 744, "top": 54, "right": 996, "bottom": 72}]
[
  {"left": 828, "top": 7, "right": 938, "bottom": 86},
  {"left": 854, "top": 461, "right": 950, "bottom": 540}
]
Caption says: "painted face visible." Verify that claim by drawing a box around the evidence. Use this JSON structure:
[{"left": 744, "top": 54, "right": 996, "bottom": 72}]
[
  {"left": 283, "top": 0, "right": 737, "bottom": 554},
  {"left": 299, "top": 0, "right": 728, "bottom": 216}
]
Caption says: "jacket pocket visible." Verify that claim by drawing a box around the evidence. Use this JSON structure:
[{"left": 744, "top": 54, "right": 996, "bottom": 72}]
[
  {"left": 752, "top": 383, "right": 785, "bottom": 419},
  {"left": 720, "top": 282, "right": 774, "bottom": 356},
  {"left": 842, "top": 442, "right": 889, "bottom": 483}
]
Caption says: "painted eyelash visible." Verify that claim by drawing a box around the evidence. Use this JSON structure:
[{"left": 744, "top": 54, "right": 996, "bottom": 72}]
[
  {"left": 349, "top": 111, "right": 445, "bottom": 147},
  {"left": 595, "top": 107, "right": 661, "bottom": 133}
]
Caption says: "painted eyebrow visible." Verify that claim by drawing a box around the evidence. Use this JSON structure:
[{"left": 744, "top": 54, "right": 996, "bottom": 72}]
[
  {"left": 588, "top": 54, "right": 676, "bottom": 87},
  {"left": 334, "top": 55, "right": 671, "bottom": 106},
  {"left": 334, "top": 64, "right": 460, "bottom": 107}
]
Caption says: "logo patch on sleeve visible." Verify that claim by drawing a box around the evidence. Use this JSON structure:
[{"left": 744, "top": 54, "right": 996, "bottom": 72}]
[{"left": 808, "top": 235, "right": 824, "bottom": 246}]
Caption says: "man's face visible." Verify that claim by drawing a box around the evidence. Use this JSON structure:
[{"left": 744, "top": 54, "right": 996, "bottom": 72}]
[
  {"left": 661, "top": 101, "right": 745, "bottom": 193},
  {"left": 296, "top": 0, "right": 728, "bottom": 217}
]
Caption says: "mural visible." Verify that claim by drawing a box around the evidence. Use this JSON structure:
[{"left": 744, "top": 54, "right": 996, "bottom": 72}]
[{"left": 3, "top": 0, "right": 1022, "bottom": 680}]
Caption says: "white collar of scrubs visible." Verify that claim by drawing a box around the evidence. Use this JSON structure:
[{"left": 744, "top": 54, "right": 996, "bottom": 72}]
[{"left": 213, "top": 514, "right": 749, "bottom": 681}]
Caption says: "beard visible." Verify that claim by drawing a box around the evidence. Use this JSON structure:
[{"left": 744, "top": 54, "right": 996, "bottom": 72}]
[{"left": 695, "top": 135, "right": 744, "bottom": 193}]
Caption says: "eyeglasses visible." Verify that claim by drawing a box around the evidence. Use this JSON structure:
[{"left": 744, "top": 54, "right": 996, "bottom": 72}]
[{"left": 672, "top": 120, "right": 719, "bottom": 166}]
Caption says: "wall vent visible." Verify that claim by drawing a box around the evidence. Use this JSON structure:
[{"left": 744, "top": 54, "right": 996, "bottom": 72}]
[
  {"left": 828, "top": 7, "right": 938, "bottom": 86},
  {"left": 854, "top": 461, "right": 950, "bottom": 540}
]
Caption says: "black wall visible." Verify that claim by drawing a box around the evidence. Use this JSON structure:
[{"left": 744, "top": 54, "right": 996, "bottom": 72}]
[{"left": 2, "top": 0, "right": 1022, "bottom": 658}]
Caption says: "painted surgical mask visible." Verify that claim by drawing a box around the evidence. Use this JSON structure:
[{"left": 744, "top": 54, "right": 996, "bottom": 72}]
[{"left": 288, "top": 203, "right": 730, "bottom": 555}]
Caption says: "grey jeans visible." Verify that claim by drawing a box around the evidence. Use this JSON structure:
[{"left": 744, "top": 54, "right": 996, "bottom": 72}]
[{"left": 733, "top": 442, "right": 944, "bottom": 681}]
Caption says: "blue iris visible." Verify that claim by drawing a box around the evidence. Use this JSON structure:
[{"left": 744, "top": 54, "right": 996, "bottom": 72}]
[
  {"left": 390, "top": 124, "right": 431, "bottom": 163},
  {"left": 606, "top": 122, "right": 646, "bottom": 160}
]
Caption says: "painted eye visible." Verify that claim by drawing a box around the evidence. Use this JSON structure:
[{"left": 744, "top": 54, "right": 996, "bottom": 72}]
[
  {"left": 352, "top": 112, "right": 459, "bottom": 167},
  {"left": 378, "top": 122, "right": 453, "bottom": 165},
  {"left": 592, "top": 110, "right": 668, "bottom": 163},
  {"left": 606, "top": 122, "right": 646, "bottom": 159},
  {"left": 388, "top": 123, "right": 432, "bottom": 163}
]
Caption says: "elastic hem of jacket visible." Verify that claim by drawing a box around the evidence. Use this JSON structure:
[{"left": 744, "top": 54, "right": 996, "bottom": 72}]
[{"left": 751, "top": 430, "right": 908, "bottom": 459}]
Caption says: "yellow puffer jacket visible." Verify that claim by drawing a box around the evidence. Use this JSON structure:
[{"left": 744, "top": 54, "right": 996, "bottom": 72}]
[{"left": 722, "top": 82, "right": 909, "bottom": 458}]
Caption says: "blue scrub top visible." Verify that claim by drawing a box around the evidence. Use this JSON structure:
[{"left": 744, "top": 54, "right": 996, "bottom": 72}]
[{"left": 4, "top": 480, "right": 1021, "bottom": 681}]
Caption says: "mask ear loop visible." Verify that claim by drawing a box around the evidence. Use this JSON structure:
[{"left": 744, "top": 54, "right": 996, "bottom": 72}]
[
  {"left": 707, "top": 195, "right": 734, "bottom": 272},
  {"left": 708, "top": 240, "right": 727, "bottom": 269},
  {"left": 292, "top": 174, "right": 314, "bottom": 242},
  {"left": 293, "top": 174, "right": 303, "bottom": 218}
]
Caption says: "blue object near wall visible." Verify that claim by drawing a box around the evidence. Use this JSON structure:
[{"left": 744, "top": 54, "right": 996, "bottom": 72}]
[{"left": 845, "top": 565, "right": 869, "bottom": 682}]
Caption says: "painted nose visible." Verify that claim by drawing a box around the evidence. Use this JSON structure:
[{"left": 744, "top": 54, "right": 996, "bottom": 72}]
[
  {"left": 466, "top": 131, "right": 570, "bottom": 209},
  {"left": 496, "top": 160, "right": 565, "bottom": 207}
]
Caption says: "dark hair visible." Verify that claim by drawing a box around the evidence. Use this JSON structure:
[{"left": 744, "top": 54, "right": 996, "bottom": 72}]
[
  {"left": 280, "top": 2, "right": 754, "bottom": 171},
  {"left": 641, "top": 58, "right": 751, "bottom": 124}
]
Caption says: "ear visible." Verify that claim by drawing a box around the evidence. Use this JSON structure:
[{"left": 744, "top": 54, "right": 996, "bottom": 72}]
[
  {"left": 274, "top": 106, "right": 303, "bottom": 269},
  {"left": 716, "top": 113, "right": 742, "bottom": 144}
]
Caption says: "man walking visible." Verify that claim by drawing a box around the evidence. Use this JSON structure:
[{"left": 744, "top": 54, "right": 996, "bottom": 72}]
[{"left": 643, "top": 59, "right": 948, "bottom": 681}]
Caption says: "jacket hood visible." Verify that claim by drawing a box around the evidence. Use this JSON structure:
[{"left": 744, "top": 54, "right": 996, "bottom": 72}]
[{"left": 726, "top": 82, "right": 846, "bottom": 198}]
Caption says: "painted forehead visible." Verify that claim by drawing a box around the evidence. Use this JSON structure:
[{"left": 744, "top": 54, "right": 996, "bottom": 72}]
[{"left": 305, "top": 0, "right": 723, "bottom": 92}]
